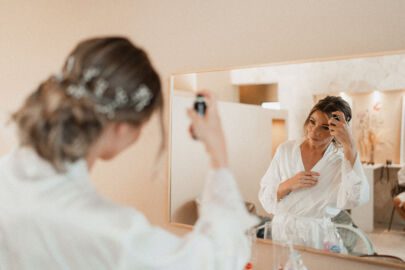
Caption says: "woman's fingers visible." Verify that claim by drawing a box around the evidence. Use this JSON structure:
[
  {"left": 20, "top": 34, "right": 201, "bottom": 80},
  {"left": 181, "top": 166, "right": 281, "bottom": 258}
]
[
  {"left": 291, "top": 171, "right": 319, "bottom": 189},
  {"left": 300, "top": 178, "right": 318, "bottom": 185},
  {"left": 196, "top": 90, "right": 217, "bottom": 113},
  {"left": 303, "top": 178, "right": 318, "bottom": 183},
  {"left": 187, "top": 108, "right": 199, "bottom": 120},
  {"left": 329, "top": 112, "right": 347, "bottom": 131},
  {"left": 301, "top": 183, "right": 317, "bottom": 188},
  {"left": 302, "top": 172, "right": 319, "bottom": 181},
  {"left": 329, "top": 111, "right": 354, "bottom": 149},
  {"left": 188, "top": 90, "right": 228, "bottom": 168},
  {"left": 298, "top": 176, "right": 318, "bottom": 187},
  {"left": 304, "top": 171, "right": 320, "bottom": 176},
  {"left": 298, "top": 172, "right": 319, "bottom": 188},
  {"left": 332, "top": 111, "right": 347, "bottom": 123},
  {"left": 329, "top": 118, "right": 342, "bottom": 129},
  {"left": 188, "top": 125, "right": 197, "bottom": 140},
  {"left": 187, "top": 108, "right": 203, "bottom": 139}
]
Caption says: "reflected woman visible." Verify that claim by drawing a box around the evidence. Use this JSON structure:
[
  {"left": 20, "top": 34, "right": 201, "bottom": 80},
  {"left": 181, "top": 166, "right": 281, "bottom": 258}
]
[{"left": 259, "top": 96, "right": 369, "bottom": 250}]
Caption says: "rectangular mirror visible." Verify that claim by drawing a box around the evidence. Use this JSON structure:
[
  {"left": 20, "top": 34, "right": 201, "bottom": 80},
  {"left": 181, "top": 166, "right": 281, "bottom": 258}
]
[
  {"left": 170, "top": 92, "right": 287, "bottom": 225},
  {"left": 169, "top": 52, "right": 405, "bottom": 266},
  {"left": 402, "top": 95, "right": 405, "bottom": 164}
]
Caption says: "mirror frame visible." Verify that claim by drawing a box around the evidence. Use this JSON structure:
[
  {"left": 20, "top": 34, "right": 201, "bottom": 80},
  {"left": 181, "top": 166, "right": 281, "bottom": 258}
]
[
  {"left": 167, "top": 49, "right": 405, "bottom": 269},
  {"left": 401, "top": 95, "right": 405, "bottom": 164}
]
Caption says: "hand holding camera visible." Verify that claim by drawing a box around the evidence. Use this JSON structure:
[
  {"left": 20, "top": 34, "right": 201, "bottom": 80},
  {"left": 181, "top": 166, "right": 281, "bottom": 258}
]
[
  {"left": 328, "top": 111, "right": 357, "bottom": 162},
  {"left": 194, "top": 94, "right": 207, "bottom": 116},
  {"left": 328, "top": 111, "right": 347, "bottom": 142},
  {"left": 187, "top": 91, "right": 228, "bottom": 169}
]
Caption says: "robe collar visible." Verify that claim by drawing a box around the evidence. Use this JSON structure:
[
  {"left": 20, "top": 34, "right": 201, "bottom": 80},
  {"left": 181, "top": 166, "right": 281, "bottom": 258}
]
[
  {"left": 6, "top": 146, "right": 90, "bottom": 185},
  {"left": 293, "top": 138, "right": 341, "bottom": 171}
]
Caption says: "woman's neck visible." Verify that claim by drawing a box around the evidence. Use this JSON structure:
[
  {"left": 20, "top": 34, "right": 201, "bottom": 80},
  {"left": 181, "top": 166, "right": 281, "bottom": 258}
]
[
  {"left": 85, "top": 133, "right": 105, "bottom": 171},
  {"left": 303, "top": 139, "right": 330, "bottom": 155},
  {"left": 86, "top": 153, "right": 96, "bottom": 171}
]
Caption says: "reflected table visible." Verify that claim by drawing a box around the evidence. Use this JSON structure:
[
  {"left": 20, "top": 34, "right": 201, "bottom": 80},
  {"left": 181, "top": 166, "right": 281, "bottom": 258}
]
[{"left": 351, "top": 164, "right": 402, "bottom": 232}]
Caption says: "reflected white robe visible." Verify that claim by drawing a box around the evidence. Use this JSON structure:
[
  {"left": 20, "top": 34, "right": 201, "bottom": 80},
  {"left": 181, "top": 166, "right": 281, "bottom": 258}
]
[
  {"left": 398, "top": 165, "right": 405, "bottom": 186},
  {"left": 0, "top": 147, "right": 257, "bottom": 270},
  {"left": 398, "top": 166, "right": 405, "bottom": 205},
  {"left": 259, "top": 140, "right": 369, "bottom": 249}
]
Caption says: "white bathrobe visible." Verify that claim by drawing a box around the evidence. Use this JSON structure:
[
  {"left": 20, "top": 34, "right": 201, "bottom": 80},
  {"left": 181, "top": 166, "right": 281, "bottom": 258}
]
[
  {"left": 398, "top": 165, "right": 405, "bottom": 186},
  {"left": 0, "top": 147, "right": 257, "bottom": 270},
  {"left": 397, "top": 166, "right": 405, "bottom": 206},
  {"left": 259, "top": 140, "right": 369, "bottom": 249}
]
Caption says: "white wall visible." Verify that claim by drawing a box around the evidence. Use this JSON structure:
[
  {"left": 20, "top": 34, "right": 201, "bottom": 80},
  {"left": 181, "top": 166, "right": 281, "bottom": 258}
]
[
  {"left": 2, "top": 1, "right": 405, "bottom": 269},
  {"left": 171, "top": 95, "right": 285, "bottom": 222},
  {"left": 230, "top": 54, "right": 405, "bottom": 140},
  {"left": 230, "top": 55, "right": 405, "bottom": 164}
]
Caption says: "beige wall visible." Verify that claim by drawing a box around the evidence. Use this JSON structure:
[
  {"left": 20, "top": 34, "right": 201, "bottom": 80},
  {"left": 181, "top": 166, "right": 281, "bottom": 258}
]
[
  {"left": 0, "top": 0, "right": 167, "bottom": 225},
  {"left": 2, "top": 1, "right": 405, "bottom": 269},
  {"left": 196, "top": 71, "right": 240, "bottom": 102}
]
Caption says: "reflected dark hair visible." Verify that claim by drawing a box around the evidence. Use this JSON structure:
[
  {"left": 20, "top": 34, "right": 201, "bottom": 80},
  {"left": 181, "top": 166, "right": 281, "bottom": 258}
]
[
  {"left": 13, "top": 37, "right": 164, "bottom": 172},
  {"left": 304, "top": 96, "right": 352, "bottom": 146}
]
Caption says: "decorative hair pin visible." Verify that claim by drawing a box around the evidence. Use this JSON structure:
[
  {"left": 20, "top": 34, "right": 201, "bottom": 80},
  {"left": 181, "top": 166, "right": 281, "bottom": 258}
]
[
  {"left": 66, "top": 56, "right": 75, "bottom": 74},
  {"left": 59, "top": 59, "right": 153, "bottom": 118},
  {"left": 133, "top": 85, "right": 153, "bottom": 112},
  {"left": 83, "top": 68, "right": 100, "bottom": 82}
]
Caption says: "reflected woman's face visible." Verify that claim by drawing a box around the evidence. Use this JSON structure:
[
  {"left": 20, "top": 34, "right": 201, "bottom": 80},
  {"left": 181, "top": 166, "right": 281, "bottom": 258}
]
[{"left": 305, "top": 110, "right": 333, "bottom": 146}]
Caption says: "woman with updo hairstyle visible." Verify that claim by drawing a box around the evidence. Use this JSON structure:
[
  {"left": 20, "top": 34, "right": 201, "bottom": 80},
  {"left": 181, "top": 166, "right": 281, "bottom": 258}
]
[
  {"left": 0, "top": 37, "right": 256, "bottom": 269},
  {"left": 259, "top": 96, "right": 369, "bottom": 250}
]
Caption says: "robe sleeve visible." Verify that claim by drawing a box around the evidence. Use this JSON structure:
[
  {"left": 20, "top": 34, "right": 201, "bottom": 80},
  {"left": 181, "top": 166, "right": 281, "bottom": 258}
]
[
  {"left": 258, "top": 146, "right": 282, "bottom": 214},
  {"left": 397, "top": 192, "right": 405, "bottom": 207},
  {"left": 120, "top": 169, "right": 259, "bottom": 270},
  {"left": 398, "top": 165, "right": 405, "bottom": 186},
  {"left": 336, "top": 153, "right": 370, "bottom": 209}
]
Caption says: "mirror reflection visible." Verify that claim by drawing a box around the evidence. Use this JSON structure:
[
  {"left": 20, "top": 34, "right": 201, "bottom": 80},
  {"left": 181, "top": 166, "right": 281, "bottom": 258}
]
[{"left": 170, "top": 53, "right": 405, "bottom": 263}]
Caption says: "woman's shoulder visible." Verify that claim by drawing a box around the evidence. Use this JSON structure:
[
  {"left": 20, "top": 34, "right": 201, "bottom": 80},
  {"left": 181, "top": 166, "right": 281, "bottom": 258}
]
[{"left": 73, "top": 189, "right": 150, "bottom": 231}]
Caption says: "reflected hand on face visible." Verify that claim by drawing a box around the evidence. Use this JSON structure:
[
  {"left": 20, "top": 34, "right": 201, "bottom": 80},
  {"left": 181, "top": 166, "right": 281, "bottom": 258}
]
[
  {"left": 328, "top": 111, "right": 356, "bottom": 155},
  {"left": 187, "top": 90, "right": 228, "bottom": 169}
]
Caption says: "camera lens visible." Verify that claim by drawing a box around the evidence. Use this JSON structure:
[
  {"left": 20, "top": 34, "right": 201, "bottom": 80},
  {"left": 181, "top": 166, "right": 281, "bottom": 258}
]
[{"left": 194, "top": 95, "right": 206, "bottom": 116}]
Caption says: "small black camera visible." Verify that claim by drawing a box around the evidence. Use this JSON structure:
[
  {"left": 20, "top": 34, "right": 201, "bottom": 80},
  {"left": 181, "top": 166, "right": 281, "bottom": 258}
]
[
  {"left": 194, "top": 94, "right": 206, "bottom": 116},
  {"left": 331, "top": 114, "right": 340, "bottom": 121}
]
